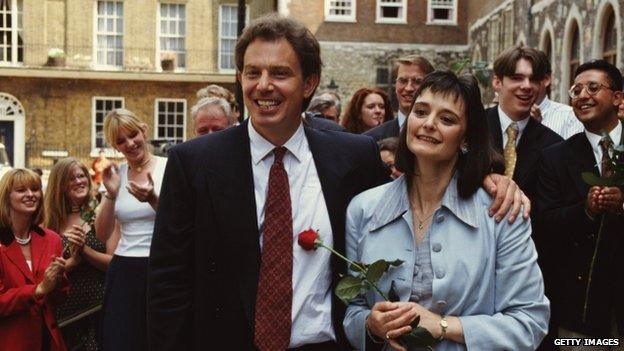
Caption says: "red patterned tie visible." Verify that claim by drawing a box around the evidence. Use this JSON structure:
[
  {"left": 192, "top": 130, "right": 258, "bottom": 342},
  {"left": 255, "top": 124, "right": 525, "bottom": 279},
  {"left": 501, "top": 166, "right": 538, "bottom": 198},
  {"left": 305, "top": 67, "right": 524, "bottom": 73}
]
[{"left": 254, "top": 147, "right": 293, "bottom": 351}]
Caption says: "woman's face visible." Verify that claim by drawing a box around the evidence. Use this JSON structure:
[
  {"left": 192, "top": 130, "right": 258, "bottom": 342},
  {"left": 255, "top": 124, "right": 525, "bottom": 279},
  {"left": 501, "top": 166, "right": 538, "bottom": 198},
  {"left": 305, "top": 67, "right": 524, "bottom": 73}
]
[
  {"left": 406, "top": 89, "right": 467, "bottom": 164},
  {"left": 65, "top": 165, "right": 89, "bottom": 205},
  {"left": 10, "top": 182, "right": 41, "bottom": 216},
  {"left": 115, "top": 126, "right": 148, "bottom": 163},
  {"left": 360, "top": 93, "right": 385, "bottom": 129}
]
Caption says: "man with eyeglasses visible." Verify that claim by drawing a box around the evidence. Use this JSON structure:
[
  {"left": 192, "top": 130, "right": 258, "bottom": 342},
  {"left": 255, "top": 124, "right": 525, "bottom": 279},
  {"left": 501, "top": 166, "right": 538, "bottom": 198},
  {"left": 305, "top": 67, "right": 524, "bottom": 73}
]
[
  {"left": 486, "top": 46, "right": 563, "bottom": 202},
  {"left": 529, "top": 49, "right": 584, "bottom": 139},
  {"left": 364, "top": 55, "right": 434, "bottom": 141},
  {"left": 536, "top": 59, "right": 624, "bottom": 348}
]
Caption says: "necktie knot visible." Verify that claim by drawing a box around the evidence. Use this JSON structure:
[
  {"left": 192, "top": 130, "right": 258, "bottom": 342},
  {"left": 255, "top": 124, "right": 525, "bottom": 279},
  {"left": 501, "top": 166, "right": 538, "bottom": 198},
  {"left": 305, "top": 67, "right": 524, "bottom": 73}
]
[
  {"left": 599, "top": 137, "right": 613, "bottom": 153},
  {"left": 273, "top": 147, "right": 287, "bottom": 164},
  {"left": 506, "top": 123, "right": 519, "bottom": 141}
]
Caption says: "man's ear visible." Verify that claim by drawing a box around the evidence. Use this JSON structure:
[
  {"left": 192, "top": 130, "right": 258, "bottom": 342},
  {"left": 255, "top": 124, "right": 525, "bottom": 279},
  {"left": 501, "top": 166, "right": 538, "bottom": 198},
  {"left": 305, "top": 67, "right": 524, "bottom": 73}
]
[
  {"left": 492, "top": 75, "right": 502, "bottom": 92},
  {"left": 236, "top": 70, "right": 242, "bottom": 83},
  {"left": 543, "top": 74, "right": 552, "bottom": 90},
  {"left": 303, "top": 74, "right": 320, "bottom": 99},
  {"left": 613, "top": 90, "right": 623, "bottom": 107}
]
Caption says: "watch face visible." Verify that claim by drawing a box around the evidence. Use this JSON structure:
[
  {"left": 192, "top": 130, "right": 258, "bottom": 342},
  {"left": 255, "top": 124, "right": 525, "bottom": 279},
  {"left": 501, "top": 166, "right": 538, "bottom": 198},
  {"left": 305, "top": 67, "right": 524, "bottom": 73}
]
[{"left": 441, "top": 320, "right": 449, "bottom": 328}]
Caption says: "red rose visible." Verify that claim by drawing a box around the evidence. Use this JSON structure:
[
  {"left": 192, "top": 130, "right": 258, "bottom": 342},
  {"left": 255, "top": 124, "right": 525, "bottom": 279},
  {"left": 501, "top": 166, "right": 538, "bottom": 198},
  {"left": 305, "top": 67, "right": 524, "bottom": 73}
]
[{"left": 298, "top": 229, "right": 320, "bottom": 251}]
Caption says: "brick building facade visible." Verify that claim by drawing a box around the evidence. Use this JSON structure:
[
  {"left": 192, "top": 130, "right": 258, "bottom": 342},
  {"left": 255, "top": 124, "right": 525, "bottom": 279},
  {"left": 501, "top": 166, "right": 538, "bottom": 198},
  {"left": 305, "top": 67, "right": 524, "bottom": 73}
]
[
  {"left": 281, "top": 0, "right": 469, "bottom": 112},
  {"left": 0, "top": 0, "right": 274, "bottom": 168}
]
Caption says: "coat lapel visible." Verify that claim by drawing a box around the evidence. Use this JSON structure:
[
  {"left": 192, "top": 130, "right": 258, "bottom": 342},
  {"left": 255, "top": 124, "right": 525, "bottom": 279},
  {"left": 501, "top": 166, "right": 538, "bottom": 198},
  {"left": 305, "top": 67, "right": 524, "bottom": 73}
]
[
  {"left": 204, "top": 121, "right": 259, "bottom": 330},
  {"left": 514, "top": 118, "right": 542, "bottom": 184},
  {"left": 487, "top": 108, "right": 504, "bottom": 152},
  {"left": 567, "top": 133, "right": 598, "bottom": 198},
  {"left": 4, "top": 240, "right": 35, "bottom": 283},
  {"left": 29, "top": 229, "right": 49, "bottom": 280}
]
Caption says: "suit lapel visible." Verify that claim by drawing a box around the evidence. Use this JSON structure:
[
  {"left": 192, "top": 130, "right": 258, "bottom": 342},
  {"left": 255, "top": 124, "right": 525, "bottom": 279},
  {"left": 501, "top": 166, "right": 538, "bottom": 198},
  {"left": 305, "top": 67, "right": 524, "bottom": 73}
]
[
  {"left": 5, "top": 239, "right": 35, "bottom": 283},
  {"left": 567, "top": 134, "right": 598, "bottom": 198},
  {"left": 514, "top": 118, "right": 542, "bottom": 185},
  {"left": 205, "top": 121, "right": 259, "bottom": 330},
  {"left": 30, "top": 230, "right": 48, "bottom": 280},
  {"left": 487, "top": 108, "right": 504, "bottom": 152}
]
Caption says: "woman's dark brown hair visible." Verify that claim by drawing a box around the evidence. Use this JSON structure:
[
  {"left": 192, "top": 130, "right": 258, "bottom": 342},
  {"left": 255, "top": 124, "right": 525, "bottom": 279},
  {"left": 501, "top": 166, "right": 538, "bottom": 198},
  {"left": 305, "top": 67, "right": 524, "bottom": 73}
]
[
  {"left": 395, "top": 70, "right": 502, "bottom": 198},
  {"left": 342, "top": 87, "right": 394, "bottom": 134}
]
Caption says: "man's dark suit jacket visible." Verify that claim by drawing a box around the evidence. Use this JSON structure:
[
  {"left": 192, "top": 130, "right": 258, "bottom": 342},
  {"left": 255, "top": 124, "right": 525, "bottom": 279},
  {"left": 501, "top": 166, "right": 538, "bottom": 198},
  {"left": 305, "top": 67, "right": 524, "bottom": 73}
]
[
  {"left": 147, "top": 120, "right": 387, "bottom": 350},
  {"left": 304, "top": 112, "right": 347, "bottom": 132},
  {"left": 363, "top": 118, "right": 400, "bottom": 141},
  {"left": 486, "top": 107, "right": 563, "bottom": 200},
  {"left": 535, "top": 126, "right": 624, "bottom": 336}
]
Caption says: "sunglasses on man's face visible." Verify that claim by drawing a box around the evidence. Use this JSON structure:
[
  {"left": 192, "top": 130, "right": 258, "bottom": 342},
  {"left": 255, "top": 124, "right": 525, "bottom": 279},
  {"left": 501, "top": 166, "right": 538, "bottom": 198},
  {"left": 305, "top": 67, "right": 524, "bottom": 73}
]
[{"left": 568, "top": 82, "right": 613, "bottom": 99}]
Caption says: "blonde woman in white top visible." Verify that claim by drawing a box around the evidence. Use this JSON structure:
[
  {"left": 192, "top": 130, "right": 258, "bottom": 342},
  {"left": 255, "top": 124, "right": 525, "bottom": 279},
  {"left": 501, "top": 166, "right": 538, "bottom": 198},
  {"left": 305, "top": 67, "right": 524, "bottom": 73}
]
[{"left": 95, "top": 108, "right": 167, "bottom": 351}]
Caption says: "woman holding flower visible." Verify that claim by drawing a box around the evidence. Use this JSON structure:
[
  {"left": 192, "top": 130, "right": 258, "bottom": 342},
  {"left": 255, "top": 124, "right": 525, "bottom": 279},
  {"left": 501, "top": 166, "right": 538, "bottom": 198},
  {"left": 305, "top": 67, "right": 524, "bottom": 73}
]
[
  {"left": 44, "top": 157, "right": 118, "bottom": 350},
  {"left": 95, "top": 108, "right": 166, "bottom": 351},
  {"left": 0, "top": 169, "right": 68, "bottom": 351},
  {"left": 343, "top": 71, "right": 549, "bottom": 350}
]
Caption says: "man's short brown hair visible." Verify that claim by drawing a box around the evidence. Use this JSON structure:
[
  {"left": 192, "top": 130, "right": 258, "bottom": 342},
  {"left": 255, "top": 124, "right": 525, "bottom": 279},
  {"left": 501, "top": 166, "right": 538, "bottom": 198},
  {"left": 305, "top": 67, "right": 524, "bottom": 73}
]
[
  {"left": 392, "top": 55, "right": 435, "bottom": 78},
  {"left": 493, "top": 45, "right": 548, "bottom": 81}
]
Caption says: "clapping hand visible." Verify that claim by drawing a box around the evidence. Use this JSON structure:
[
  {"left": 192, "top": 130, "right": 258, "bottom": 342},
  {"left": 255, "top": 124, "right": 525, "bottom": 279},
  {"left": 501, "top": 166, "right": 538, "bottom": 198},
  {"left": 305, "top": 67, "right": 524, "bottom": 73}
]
[
  {"left": 35, "top": 256, "right": 66, "bottom": 298},
  {"left": 64, "top": 225, "right": 86, "bottom": 257},
  {"left": 127, "top": 172, "right": 156, "bottom": 204},
  {"left": 102, "top": 163, "right": 121, "bottom": 198}
]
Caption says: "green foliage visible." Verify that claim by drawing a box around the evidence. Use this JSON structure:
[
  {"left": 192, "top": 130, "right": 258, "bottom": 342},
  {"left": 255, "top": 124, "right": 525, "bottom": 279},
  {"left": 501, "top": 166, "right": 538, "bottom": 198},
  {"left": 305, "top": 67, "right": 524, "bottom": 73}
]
[{"left": 449, "top": 57, "right": 492, "bottom": 87}]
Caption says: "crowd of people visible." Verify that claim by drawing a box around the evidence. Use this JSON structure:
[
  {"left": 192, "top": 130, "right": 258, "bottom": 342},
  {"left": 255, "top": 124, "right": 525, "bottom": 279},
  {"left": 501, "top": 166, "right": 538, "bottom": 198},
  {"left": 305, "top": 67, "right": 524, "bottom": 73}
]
[{"left": 1, "top": 12, "right": 623, "bottom": 351}]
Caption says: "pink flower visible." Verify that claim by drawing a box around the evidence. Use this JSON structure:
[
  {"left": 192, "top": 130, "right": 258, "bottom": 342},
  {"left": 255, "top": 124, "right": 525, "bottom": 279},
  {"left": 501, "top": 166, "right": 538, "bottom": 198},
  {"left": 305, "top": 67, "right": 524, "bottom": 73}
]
[{"left": 297, "top": 229, "right": 320, "bottom": 251}]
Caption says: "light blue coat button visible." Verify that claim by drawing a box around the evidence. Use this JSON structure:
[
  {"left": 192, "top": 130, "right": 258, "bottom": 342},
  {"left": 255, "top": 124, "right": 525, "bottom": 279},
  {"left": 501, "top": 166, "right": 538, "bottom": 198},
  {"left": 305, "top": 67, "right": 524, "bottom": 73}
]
[
  {"left": 432, "top": 243, "right": 442, "bottom": 252},
  {"left": 435, "top": 214, "right": 445, "bottom": 223},
  {"left": 435, "top": 268, "right": 446, "bottom": 279}
]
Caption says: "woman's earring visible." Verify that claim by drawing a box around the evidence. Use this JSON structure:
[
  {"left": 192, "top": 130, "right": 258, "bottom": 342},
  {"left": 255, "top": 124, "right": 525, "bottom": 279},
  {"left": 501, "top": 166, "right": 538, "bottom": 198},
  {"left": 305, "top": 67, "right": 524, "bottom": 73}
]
[{"left": 460, "top": 144, "right": 469, "bottom": 154}]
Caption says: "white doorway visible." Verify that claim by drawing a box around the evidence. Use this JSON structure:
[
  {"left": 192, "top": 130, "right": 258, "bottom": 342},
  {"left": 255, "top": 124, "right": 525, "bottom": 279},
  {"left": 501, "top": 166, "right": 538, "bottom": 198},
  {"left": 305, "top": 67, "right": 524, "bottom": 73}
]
[{"left": 0, "top": 93, "right": 25, "bottom": 168}]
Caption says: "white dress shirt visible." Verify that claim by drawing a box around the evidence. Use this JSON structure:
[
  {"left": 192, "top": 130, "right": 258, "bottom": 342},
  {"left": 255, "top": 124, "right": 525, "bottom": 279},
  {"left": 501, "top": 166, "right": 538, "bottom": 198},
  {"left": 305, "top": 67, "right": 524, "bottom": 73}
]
[
  {"left": 248, "top": 121, "right": 336, "bottom": 347},
  {"left": 498, "top": 106, "right": 530, "bottom": 146},
  {"left": 397, "top": 110, "right": 407, "bottom": 129},
  {"left": 585, "top": 122, "right": 622, "bottom": 175},
  {"left": 538, "top": 96, "right": 584, "bottom": 139}
]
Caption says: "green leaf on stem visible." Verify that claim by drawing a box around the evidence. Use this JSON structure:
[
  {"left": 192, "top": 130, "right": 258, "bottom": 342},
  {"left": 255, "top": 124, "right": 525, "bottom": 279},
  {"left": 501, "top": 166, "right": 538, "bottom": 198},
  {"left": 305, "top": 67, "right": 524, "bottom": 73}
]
[
  {"left": 335, "top": 275, "right": 364, "bottom": 304},
  {"left": 582, "top": 172, "right": 615, "bottom": 187},
  {"left": 350, "top": 262, "right": 369, "bottom": 272},
  {"left": 366, "top": 260, "right": 389, "bottom": 284},
  {"left": 387, "top": 259, "right": 404, "bottom": 267}
]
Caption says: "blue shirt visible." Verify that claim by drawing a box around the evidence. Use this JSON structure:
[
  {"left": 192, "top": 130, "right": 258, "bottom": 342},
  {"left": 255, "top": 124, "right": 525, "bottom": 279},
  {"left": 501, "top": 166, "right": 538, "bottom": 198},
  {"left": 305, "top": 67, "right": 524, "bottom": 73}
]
[{"left": 343, "top": 175, "right": 550, "bottom": 350}]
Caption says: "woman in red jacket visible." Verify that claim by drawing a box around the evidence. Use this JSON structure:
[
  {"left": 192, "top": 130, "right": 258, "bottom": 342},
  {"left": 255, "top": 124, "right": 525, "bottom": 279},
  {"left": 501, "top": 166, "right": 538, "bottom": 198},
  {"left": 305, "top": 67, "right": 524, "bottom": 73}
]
[{"left": 0, "top": 168, "right": 69, "bottom": 351}]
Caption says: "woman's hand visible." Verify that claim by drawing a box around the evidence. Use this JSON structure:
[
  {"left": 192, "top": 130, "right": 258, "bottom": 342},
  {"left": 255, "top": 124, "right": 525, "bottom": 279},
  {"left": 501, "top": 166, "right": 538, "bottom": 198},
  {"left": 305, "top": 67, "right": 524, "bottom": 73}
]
[
  {"left": 392, "top": 302, "right": 443, "bottom": 339},
  {"left": 35, "top": 257, "right": 66, "bottom": 298},
  {"left": 102, "top": 163, "right": 121, "bottom": 198},
  {"left": 64, "top": 225, "right": 86, "bottom": 254},
  {"left": 127, "top": 172, "right": 157, "bottom": 205},
  {"left": 367, "top": 302, "right": 418, "bottom": 350}
]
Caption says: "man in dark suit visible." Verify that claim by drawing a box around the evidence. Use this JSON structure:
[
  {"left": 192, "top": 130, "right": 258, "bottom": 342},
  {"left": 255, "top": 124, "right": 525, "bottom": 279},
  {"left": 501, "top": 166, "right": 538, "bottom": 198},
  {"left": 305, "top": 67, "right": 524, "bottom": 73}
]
[
  {"left": 486, "top": 46, "right": 562, "bottom": 201},
  {"left": 364, "top": 55, "right": 434, "bottom": 141},
  {"left": 147, "top": 14, "right": 529, "bottom": 351},
  {"left": 536, "top": 60, "right": 624, "bottom": 345},
  {"left": 147, "top": 15, "right": 387, "bottom": 351}
]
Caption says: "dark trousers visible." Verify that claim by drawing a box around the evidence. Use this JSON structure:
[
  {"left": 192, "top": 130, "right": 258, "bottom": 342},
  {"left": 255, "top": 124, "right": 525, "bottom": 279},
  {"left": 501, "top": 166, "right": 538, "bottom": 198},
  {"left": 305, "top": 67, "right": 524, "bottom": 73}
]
[{"left": 101, "top": 255, "right": 148, "bottom": 351}]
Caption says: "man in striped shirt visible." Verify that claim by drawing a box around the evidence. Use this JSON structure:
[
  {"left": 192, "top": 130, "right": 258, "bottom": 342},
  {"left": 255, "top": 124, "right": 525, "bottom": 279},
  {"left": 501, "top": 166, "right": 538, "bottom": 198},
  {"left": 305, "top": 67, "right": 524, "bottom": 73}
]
[{"left": 531, "top": 50, "right": 584, "bottom": 139}]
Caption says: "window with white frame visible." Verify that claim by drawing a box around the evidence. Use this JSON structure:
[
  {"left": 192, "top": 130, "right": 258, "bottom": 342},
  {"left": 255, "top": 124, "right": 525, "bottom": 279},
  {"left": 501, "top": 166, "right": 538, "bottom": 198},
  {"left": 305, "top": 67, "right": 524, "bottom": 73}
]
[
  {"left": 0, "top": 0, "right": 23, "bottom": 65},
  {"left": 95, "top": 1, "right": 123, "bottom": 67},
  {"left": 92, "top": 97, "right": 123, "bottom": 150},
  {"left": 219, "top": 5, "right": 248, "bottom": 71},
  {"left": 159, "top": 3, "right": 186, "bottom": 69},
  {"left": 155, "top": 99, "right": 186, "bottom": 144},
  {"left": 376, "top": 0, "right": 406, "bottom": 23},
  {"left": 428, "top": 0, "right": 457, "bottom": 24},
  {"left": 325, "top": 0, "right": 356, "bottom": 22}
]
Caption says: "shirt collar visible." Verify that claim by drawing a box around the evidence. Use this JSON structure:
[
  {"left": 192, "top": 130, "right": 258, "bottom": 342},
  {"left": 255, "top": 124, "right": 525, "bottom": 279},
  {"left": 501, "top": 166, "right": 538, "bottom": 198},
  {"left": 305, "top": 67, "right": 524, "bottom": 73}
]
[
  {"left": 248, "top": 120, "right": 305, "bottom": 165},
  {"left": 397, "top": 110, "right": 407, "bottom": 128},
  {"left": 369, "top": 174, "right": 478, "bottom": 232},
  {"left": 538, "top": 96, "right": 551, "bottom": 111},
  {"left": 498, "top": 106, "right": 530, "bottom": 135},
  {"left": 585, "top": 120, "right": 623, "bottom": 152}
]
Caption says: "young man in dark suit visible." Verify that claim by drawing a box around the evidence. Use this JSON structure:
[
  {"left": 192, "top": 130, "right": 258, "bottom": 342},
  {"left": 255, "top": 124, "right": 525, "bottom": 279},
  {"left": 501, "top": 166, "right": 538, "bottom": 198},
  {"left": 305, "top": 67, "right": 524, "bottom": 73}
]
[
  {"left": 486, "top": 46, "right": 563, "bottom": 201},
  {"left": 536, "top": 60, "right": 624, "bottom": 346},
  {"left": 147, "top": 15, "right": 528, "bottom": 351},
  {"left": 364, "top": 55, "right": 434, "bottom": 141}
]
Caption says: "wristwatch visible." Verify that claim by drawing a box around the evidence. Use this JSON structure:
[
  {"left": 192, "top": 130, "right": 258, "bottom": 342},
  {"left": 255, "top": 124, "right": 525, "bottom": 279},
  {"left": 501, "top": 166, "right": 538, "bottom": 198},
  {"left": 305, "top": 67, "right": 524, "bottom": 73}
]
[{"left": 439, "top": 315, "right": 448, "bottom": 340}]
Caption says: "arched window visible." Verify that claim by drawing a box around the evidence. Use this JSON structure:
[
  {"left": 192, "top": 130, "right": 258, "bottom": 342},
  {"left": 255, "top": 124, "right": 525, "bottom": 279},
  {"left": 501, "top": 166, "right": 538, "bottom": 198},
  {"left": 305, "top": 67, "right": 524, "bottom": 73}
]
[
  {"left": 569, "top": 22, "right": 580, "bottom": 88},
  {"left": 602, "top": 7, "right": 616, "bottom": 65}
]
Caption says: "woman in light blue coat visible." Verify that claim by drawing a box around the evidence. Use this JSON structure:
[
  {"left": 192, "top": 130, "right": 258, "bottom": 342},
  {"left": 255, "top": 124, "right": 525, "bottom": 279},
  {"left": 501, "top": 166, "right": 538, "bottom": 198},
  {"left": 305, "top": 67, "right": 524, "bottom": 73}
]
[{"left": 343, "top": 71, "right": 549, "bottom": 351}]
